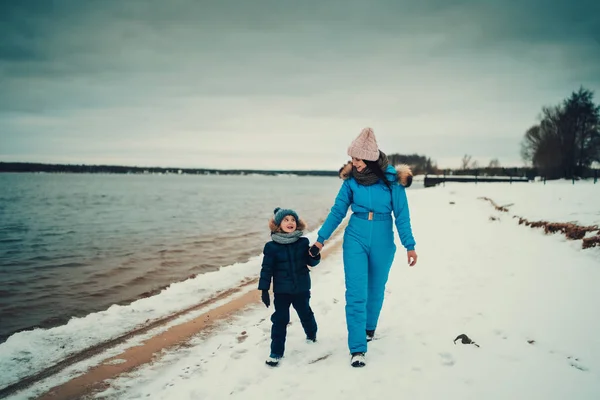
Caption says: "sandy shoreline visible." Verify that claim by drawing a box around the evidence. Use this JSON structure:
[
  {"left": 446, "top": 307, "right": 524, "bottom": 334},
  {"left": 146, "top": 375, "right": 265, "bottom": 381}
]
[{"left": 32, "top": 225, "right": 346, "bottom": 400}]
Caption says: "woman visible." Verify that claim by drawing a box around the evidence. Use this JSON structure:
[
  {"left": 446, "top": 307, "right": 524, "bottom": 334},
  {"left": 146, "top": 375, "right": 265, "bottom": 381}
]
[{"left": 311, "top": 127, "right": 418, "bottom": 368}]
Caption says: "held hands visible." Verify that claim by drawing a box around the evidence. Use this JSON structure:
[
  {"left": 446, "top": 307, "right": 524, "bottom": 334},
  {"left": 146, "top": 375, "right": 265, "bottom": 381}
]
[
  {"left": 407, "top": 250, "right": 418, "bottom": 267},
  {"left": 261, "top": 290, "right": 270, "bottom": 308},
  {"left": 310, "top": 241, "right": 416, "bottom": 266},
  {"left": 309, "top": 242, "right": 323, "bottom": 258}
]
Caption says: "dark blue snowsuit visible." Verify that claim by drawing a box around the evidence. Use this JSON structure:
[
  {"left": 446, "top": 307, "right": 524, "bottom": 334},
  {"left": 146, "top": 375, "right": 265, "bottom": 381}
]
[
  {"left": 258, "top": 237, "right": 321, "bottom": 357},
  {"left": 316, "top": 164, "right": 416, "bottom": 354}
]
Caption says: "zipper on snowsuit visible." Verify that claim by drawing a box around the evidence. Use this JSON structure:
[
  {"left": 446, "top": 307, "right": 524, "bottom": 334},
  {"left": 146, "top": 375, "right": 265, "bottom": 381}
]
[{"left": 286, "top": 246, "right": 298, "bottom": 292}]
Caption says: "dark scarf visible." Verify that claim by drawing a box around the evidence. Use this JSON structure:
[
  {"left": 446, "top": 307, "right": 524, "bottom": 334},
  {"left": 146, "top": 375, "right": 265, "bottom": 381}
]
[
  {"left": 352, "top": 151, "right": 390, "bottom": 186},
  {"left": 271, "top": 230, "right": 303, "bottom": 244}
]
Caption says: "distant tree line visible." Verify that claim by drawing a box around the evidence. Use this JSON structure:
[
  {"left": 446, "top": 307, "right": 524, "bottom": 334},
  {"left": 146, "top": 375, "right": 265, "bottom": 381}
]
[
  {"left": 386, "top": 154, "right": 529, "bottom": 178},
  {"left": 385, "top": 153, "right": 521, "bottom": 178},
  {"left": 447, "top": 155, "right": 537, "bottom": 179},
  {"left": 387, "top": 153, "right": 439, "bottom": 175},
  {"left": 0, "top": 162, "right": 338, "bottom": 177},
  {"left": 0, "top": 158, "right": 532, "bottom": 179},
  {"left": 520, "top": 87, "right": 600, "bottom": 179}
]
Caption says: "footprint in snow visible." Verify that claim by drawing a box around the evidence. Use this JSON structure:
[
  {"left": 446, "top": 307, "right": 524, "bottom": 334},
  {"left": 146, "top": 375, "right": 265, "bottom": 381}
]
[
  {"left": 528, "top": 338, "right": 589, "bottom": 372},
  {"left": 237, "top": 331, "right": 248, "bottom": 343},
  {"left": 231, "top": 348, "right": 248, "bottom": 359},
  {"left": 567, "top": 356, "right": 589, "bottom": 372},
  {"left": 439, "top": 352, "right": 456, "bottom": 366}
]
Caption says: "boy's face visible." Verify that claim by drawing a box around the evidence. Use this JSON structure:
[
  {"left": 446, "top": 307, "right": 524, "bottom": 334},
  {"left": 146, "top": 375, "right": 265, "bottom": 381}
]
[{"left": 280, "top": 215, "right": 297, "bottom": 233}]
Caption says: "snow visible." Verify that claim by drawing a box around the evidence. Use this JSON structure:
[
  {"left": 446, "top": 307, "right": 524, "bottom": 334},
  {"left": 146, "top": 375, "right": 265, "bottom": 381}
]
[
  {"left": 445, "top": 179, "right": 600, "bottom": 227},
  {"left": 4, "top": 180, "right": 600, "bottom": 399}
]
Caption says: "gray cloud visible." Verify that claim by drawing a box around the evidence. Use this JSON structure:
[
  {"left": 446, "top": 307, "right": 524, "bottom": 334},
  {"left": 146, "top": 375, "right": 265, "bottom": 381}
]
[{"left": 1, "top": 0, "right": 599, "bottom": 169}]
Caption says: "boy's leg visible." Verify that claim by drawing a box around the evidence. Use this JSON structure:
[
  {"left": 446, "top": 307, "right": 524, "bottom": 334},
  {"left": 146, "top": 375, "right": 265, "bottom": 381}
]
[
  {"left": 366, "top": 224, "right": 396, "bottom": 332},
  {"left": 343, "top": 234, "right": 369, "bottom": 354},
  {"left": 291, "top": 291, "right": 317, "bottom": 340},
  {"left": 270, "top": 293, "right": 292, "bottom": 356}
]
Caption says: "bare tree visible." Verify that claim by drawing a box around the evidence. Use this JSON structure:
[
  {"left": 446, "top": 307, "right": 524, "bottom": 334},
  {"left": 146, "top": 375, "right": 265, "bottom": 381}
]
[
  {"left": 520, "top": 106, "right": 568, "bottom": 178},
  {"left": 461, "top": 154, "right": 472, "bottom": 169},
  {"left": 488, "top": 158, "right": 501, "bottom": 168},
  {"left": 520, "top": 125, "right": 541, "bottom": 164}
]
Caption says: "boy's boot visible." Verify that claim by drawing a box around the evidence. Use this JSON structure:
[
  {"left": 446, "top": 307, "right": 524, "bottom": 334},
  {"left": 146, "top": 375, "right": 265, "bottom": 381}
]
[{"left": 265, "top": 354, "right": 282, "bottom": 367}]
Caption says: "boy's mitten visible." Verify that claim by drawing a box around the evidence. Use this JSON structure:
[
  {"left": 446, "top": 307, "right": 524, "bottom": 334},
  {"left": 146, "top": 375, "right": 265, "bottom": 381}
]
[
  {"left": 261, "top": 290, "right": 270, "bottom": 308},
  {"left": 309, "top": 244, "right": 321, "bottom": 258}
]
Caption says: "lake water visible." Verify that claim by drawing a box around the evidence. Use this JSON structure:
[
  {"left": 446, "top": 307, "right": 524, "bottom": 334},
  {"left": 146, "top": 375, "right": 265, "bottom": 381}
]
[{"left": 0, "top": 173, "right": 342, "bottom": 343}]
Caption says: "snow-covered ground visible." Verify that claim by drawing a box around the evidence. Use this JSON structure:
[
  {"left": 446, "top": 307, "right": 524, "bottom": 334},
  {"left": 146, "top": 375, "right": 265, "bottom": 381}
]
[
  {"left": 446, "top": 179, "right": 599, "bottom": 227},
  {"left": 4, "top": 180, "right": 600, "bottom": 399}
]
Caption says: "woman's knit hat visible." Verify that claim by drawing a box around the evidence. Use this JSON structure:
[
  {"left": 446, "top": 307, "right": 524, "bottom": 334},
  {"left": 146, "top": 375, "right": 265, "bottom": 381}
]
[
  {"left": 347, "top": 127, "right": 380, "bottom": 161},
  {"left": 273, "top": 207, "right": 300, "bottom": 226}
]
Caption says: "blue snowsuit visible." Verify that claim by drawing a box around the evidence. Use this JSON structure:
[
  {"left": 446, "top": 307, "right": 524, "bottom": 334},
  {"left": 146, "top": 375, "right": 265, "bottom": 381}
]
[{"left": 317, "top": 164, "right": 416, "bottom": 354}]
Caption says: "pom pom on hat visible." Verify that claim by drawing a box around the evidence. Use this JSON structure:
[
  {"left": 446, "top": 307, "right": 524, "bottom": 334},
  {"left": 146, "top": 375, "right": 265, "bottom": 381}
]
[{"left": 347, "top": 127, "right": 380, "bottom": 161}]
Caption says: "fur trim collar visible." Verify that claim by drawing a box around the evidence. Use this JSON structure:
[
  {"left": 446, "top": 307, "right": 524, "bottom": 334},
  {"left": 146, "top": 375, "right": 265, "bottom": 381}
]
[
  {"left": 395, "top": 164, "right": 413, "bottom": 187},
  {"left": 338, "top": 161, "right": 413, "bottom": 188},
  {"left": 269, "top": 218, "right": 307, "bottom": 233},
  {"left": 338, "top": 162, "right": 353, "bottom": 180}
]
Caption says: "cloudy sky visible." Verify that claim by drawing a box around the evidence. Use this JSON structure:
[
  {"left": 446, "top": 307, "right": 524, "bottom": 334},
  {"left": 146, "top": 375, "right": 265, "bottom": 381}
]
[{"left": 1, "top": 0, "right": 599, "bottom": 170}]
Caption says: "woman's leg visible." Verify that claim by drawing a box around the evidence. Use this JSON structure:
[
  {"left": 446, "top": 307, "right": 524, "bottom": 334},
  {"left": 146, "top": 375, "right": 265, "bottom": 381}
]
[
  {"left": 343, "top": 234, "right": 369, "bottom": 354},
  {"left": 366, "top": 227, "right": 396, "bottom": 332}
]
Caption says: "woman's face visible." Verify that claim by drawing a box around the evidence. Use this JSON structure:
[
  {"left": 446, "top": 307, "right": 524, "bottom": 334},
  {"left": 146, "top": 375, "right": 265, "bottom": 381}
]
[
  {"left": 352, "top": 157, "right": 367, "bottom": 172},
  {"left": 279, "top": 215, "right": 297, "bottom": 233}
]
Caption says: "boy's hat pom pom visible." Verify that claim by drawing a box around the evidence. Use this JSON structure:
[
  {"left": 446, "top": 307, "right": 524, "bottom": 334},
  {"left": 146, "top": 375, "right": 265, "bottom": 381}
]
[{"left": 273, "top": 207, "right": 281, "bottom": 215}]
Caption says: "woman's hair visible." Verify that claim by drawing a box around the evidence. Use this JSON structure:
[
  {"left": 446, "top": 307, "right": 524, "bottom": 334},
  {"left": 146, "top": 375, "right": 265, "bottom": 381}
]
[{"left": 363, "top": 158, "right": 391, "bottom": 190}]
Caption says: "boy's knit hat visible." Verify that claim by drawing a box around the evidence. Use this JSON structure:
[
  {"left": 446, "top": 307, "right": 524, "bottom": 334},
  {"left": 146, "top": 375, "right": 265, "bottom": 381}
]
[
  {"left": 347, "top": 127, "right": 380, "bottom": 161},
  {"left": 273, "top": 207, "right": 300, "bottom": 226}
]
